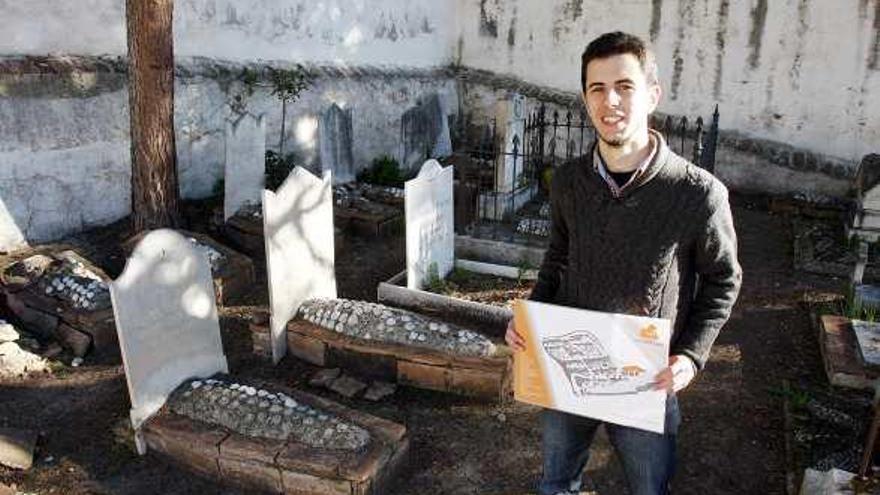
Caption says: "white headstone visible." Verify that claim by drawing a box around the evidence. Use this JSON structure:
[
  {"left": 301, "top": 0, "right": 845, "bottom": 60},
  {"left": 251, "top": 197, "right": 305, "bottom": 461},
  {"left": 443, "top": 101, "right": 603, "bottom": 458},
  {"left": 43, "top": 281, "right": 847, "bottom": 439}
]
[
  {"left": 405, "top": 159, "right": 454, "bottom": 290},
  {"left": 263, "top": 167, "right": 337, "bottom": 364},
  {"left": 110, "top": 229, "right": 228, "bottom": 454},
  {"left": 224, "top": 114, "right": 266, "bottom": 220}
]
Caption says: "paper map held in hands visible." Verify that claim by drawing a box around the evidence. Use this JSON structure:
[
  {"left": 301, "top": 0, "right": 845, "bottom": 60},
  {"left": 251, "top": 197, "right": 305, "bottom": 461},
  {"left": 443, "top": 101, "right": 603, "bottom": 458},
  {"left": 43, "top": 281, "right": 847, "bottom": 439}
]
[{"left": 513, "top": 300, "right": 671, "bottom": 433}]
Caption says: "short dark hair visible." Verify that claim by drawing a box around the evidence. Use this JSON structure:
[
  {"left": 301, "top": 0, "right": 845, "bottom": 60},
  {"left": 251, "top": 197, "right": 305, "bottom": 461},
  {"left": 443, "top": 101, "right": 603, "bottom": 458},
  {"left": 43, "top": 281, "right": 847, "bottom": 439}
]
[{"left": 580, "top": 31, "right": 658, "bottom": 94}]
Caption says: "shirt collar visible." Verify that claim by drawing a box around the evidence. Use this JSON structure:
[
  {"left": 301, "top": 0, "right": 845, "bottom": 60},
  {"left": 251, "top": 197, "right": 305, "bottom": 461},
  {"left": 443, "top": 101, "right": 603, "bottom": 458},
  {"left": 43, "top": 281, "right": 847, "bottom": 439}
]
[{"left": 593, "top": 134, "right": 658, "bottom": 196}]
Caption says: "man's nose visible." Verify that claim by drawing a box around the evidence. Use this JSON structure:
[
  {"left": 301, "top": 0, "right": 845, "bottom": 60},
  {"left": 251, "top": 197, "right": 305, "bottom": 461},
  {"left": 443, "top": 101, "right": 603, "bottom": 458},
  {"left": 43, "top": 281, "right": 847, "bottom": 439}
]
[{"left": 604, "top": 89, "right": 621, "bottom": 107}]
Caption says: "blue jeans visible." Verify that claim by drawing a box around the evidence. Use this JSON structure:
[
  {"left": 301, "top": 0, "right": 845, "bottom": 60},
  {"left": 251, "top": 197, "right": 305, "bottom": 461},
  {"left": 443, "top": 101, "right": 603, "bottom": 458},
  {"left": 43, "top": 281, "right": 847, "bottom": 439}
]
[{"left": 537, "top": 395, "right": 681, "bottom": 495}]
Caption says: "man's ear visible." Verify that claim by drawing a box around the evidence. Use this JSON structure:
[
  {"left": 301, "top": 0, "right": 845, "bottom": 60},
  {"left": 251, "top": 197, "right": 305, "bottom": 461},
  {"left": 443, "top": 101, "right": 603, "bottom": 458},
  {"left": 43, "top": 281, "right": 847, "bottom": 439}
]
[{"left": 648, "top": 83, "right": 662, "bottom": 113}]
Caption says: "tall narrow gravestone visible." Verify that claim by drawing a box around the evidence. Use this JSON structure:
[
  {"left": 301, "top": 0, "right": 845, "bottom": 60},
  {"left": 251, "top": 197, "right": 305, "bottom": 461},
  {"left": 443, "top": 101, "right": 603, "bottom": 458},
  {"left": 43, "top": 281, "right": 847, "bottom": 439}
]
[
  {"left": 319, "top": 104, "right": 354, "bottom": 183},
  {"left": 264, "top": 167, "right": 337, "bottom": 364},
  {"left": 494, "top": 94, "right": 526, "bottom": 195},
  {"left": 399, "top": 94, "right": 452, "bottom": 171},
  {"left": 405, "top": 160, "right": 454, "bottom": 290},
  {"left": 110, "top": 229, "right": 228, "bottom": 453},
  {"left": 224, "top": 114, "right": 266, "bottom": 221}
]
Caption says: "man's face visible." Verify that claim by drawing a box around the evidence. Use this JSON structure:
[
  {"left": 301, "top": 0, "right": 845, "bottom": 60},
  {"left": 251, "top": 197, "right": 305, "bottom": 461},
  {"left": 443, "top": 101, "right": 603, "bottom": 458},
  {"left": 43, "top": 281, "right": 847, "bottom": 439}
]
[{"left": 582, "top": 53, "right": 660, "bottom": 148}]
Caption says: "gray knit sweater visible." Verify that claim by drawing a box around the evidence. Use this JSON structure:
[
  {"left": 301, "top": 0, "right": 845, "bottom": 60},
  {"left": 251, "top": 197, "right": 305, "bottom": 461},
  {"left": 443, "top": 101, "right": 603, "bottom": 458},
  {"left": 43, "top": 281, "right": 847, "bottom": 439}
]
[{"left": 529, "top": 134, "right": 742, "bottom": 369}]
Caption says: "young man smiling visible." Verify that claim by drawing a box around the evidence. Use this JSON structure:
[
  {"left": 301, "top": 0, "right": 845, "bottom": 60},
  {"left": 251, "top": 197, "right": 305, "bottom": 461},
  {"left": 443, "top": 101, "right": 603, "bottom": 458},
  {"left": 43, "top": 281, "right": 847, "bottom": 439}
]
[{"left": 505, "top": 32, "right": 742, "bottom": 495}]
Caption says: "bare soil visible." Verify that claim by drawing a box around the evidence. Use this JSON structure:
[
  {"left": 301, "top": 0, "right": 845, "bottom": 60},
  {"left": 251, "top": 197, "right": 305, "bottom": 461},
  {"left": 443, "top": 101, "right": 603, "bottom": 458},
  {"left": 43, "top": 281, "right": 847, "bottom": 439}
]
[{"left": 0, "top": 194, "right": 874, "bottom": 494}]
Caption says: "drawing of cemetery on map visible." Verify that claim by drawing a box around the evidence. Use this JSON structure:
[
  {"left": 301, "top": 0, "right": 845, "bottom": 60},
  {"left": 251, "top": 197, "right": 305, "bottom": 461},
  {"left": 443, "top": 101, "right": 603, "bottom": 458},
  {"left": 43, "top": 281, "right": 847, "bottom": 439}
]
[{"left": 542, "top": 330, "right": 653, "bottom": 397}]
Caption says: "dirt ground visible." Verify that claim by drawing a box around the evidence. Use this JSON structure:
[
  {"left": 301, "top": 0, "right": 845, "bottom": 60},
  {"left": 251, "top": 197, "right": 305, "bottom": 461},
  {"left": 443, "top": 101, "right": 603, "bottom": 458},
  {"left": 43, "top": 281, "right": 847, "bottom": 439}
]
[{"left": 0, "top": 194, "right": 873, "bottom": 494}]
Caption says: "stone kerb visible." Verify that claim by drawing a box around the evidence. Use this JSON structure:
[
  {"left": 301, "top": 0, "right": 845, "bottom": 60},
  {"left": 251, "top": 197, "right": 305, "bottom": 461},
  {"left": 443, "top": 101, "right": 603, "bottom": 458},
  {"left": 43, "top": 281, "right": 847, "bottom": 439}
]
[
  {"left": 110, "top": 229, "right": 228, "bottom": 453},
  {"left": 405, "top": 159, "right": 454, "bottom": 290},
  {"left": 224, "top": 113, "right": 266, "bottom": 221},
  {"left": 264, "top": 167, "right": 337, "bottom": 364}
]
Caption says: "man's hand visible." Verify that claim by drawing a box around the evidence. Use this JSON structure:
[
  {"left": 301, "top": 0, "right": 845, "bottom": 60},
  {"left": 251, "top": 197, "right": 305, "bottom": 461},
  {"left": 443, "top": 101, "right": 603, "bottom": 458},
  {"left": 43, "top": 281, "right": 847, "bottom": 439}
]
[
  {"left": 653, "top": 354, "right": 696, "bottom": 394},
  {"left": 504, "top": 319, "right": 526, "bottom": 352}
]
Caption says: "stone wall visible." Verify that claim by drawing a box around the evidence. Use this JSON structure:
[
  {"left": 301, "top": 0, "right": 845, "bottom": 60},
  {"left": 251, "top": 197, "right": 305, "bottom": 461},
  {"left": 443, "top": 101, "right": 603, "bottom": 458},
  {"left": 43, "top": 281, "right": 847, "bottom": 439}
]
[{"left": 456, "top": 0, "right": 880, "bottom": 170}]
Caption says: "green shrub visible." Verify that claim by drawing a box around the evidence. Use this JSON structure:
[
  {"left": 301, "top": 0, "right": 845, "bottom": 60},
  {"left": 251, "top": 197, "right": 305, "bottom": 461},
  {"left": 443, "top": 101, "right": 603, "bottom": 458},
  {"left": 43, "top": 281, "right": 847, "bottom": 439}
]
[
  {"left": 265, "top": 150, "right": 298, "bottom": 191},
  {"left": 357, "top": 155, "right": 405, "bottom": 187}
]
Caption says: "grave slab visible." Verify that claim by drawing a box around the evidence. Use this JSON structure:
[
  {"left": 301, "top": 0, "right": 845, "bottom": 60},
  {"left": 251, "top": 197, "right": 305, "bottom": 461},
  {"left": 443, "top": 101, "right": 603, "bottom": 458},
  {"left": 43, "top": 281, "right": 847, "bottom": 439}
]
[
  {"left": 113, "top": 230, "right": 408, "bottom": 493},
  {"left": 264, "top": 167, "right": 337, "bottom": 364},
  {"left": 123, "top": 230, "right": 254, "bottom": 307},
  {"left": 0, "top": 249, "right": 116, "bottom": 357}
]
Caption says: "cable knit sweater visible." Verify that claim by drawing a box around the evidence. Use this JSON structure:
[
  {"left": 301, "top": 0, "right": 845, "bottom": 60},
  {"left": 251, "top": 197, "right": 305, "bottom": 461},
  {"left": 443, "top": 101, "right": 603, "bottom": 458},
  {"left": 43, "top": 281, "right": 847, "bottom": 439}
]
[{"left": 529, "top": 133, "right": 742, "bottom": 369}]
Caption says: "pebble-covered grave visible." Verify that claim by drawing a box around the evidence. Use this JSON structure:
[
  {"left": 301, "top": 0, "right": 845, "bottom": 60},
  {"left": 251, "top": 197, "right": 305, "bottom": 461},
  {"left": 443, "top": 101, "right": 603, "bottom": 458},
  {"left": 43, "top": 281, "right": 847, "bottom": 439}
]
[
  {"left": 252, "top": 297, "right": 512, "bottom": 401},
  {"left": 0, "top": 249, "right": 115, "bottom": 358},
  {"left": 114, "top": 229, "right": 409, "bottom": 494}
]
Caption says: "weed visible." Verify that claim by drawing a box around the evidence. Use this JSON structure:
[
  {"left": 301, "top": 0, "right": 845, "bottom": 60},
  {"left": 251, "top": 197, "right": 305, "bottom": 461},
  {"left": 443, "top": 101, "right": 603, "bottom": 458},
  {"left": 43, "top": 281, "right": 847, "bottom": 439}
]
[{"left": 357, "top": 155, "right": 405, "bottom": 187}]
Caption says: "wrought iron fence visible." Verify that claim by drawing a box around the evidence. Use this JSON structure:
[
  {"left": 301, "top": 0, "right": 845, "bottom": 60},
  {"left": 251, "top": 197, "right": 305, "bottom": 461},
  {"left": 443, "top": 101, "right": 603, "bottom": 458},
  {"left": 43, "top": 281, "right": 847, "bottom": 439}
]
[{"left": 454, "top": 103, "right": 720, "bottom": 247}]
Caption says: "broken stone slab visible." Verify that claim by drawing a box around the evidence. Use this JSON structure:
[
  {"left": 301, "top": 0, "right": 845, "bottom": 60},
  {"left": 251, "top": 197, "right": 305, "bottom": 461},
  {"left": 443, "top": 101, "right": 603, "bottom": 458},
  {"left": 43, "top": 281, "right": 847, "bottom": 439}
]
[
  {"left": 0, "top": 342, "right": 48, "bottom": 379},
  {"left": 0, "top": 427, "right": 37, "bottom": 470},
  {"left": 122, "top": 230, "right": 255, "bottom": 307},
  {"left": 328, "top": 375, "right": 368, "bottom": 399},
  {"left": 0, "top": 321, "right": 18, "bottom": 343},
  {"left": 0, "top": 249, "right": 117, "bottom": 357},
  {"left": 308, "top": 368, "right": 341, "bottom": 389},
  {"left": 364, "top": 381, "right": 397, "bottom": 402},
  {"left": 800, "top": 468, "right": 857, "bottom": 494}
]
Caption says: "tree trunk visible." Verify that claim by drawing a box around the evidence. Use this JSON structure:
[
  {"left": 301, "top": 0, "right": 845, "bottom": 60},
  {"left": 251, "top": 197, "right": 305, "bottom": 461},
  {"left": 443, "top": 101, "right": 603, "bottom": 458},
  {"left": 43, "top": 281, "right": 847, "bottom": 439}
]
[{"left": 126, "top": 0, "right": 179, "bottom": 232}]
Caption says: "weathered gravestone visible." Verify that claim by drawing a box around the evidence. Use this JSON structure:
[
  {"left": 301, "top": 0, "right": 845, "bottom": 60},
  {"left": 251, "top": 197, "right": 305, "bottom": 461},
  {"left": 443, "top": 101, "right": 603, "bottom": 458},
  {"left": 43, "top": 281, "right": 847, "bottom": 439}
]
[
  {"left": 224, "top": 114, "right": 266, "bottom": 221},
  {"left": 405, "top": 159, "right": 454, "bottom": 290},
  {"left": 319, "top": 104, "right": 354, "bottom": 183},
  {"left": 399, "top": 94, "right": 452, "bottom": 171},
  {"left": 264, "top": 167, "right": 337, "bottom": 364},
  {"left": 112, "top": 230, "right": 408, "bottom": 493}
]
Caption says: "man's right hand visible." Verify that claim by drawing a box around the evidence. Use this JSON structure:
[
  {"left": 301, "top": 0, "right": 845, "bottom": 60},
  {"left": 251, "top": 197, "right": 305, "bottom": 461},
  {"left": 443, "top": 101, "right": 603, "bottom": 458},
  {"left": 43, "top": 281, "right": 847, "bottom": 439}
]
[{"left": 504, "top": 319, "right": 526, "bottom": 352}]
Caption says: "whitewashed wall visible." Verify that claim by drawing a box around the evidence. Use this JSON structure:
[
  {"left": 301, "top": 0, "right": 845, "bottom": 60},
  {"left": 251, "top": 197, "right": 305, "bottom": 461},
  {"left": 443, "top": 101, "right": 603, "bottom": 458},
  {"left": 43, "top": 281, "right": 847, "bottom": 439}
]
[
  {"left": 0, "top": 0, "right": 456, "bottom": 67},
  {"left": 457, "top": 0, "right": 880, "bottom": 165}
]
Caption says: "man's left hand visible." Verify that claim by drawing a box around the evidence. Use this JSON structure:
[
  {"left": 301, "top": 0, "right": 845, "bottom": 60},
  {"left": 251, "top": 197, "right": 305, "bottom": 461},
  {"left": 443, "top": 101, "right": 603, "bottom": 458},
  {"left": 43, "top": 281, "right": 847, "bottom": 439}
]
[{"left": 653, "top": 355, "right": 696, "bottom": 394}]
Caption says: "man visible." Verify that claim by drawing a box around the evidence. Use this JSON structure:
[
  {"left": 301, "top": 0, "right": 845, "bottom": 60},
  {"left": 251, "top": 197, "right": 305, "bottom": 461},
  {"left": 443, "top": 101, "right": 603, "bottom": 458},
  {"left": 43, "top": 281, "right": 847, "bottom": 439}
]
[{"left": 505, "top": 32, "right": 741, "bottom": 495}]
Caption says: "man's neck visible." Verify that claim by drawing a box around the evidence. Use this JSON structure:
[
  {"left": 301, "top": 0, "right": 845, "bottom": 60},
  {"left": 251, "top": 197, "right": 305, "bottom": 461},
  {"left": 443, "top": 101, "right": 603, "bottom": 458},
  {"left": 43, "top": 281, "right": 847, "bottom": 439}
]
[{"left": 598, "top": 131, "right": 653, "bottom": 173}]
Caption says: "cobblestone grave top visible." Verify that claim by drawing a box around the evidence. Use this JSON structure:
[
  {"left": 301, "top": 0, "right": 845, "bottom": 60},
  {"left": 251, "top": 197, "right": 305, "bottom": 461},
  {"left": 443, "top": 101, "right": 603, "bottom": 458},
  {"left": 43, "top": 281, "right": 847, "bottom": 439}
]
[
  {"left": 264, "top": 167, "right": 337, "bottom": 364},
  {"left": 110, "top": 229, "right": 228, "bottom": 453},
  {"left": 405, "top": 159, "right": 454, "bottom": 290},
  {"left": 224, "top": 113, "right": 265, "bottom": 221}
]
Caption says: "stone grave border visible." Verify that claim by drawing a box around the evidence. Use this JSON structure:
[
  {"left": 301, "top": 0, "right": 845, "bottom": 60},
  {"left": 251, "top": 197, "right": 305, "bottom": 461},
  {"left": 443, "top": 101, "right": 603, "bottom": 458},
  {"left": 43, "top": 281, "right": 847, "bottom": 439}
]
[
  {"left": 142, "top": 382, "right": 409, "bottom": 495},
  {"left": 122, "top": 230, "right": 255, "bottom": 306},
  {"left": 1, "top": 247, "right": 117, "bottom": 358},
  {"left": 811, "top": 311, "right": 878, "bottom": 390},
  {"left": 251, "top": 318, "right": 512, "bottom": 402}
]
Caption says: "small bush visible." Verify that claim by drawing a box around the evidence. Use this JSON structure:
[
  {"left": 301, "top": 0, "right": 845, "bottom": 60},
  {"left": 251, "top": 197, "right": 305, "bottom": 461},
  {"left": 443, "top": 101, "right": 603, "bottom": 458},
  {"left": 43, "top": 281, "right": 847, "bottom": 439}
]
[
  {"left": 357, "top": 155, "right": 405, "bottom": 187},
  {"left": 265, "top": 150, "right": 298, "bottom": 191}
]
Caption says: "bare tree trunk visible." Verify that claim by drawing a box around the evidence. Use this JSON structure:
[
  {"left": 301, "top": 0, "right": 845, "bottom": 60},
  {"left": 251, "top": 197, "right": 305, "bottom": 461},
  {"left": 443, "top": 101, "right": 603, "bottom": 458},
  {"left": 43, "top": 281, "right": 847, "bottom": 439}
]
[{"left": 126, "top": 0, "right": 179, "bottom": 232}]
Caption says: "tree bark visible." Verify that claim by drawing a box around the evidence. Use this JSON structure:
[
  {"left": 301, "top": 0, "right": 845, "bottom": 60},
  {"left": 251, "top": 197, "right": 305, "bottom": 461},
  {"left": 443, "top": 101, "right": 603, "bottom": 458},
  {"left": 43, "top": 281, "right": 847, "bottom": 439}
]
[{"left": 126, "top": 0, "right": 179, "bottom": 232}]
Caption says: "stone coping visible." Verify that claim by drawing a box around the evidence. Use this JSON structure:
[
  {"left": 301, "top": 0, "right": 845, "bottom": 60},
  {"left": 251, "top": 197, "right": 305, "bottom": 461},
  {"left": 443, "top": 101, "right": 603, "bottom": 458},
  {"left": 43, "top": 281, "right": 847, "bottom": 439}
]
[
  {"left": 251, "top": 316, "right": 512, "bottom": 401},
  {"left": 815, "top": 313, "right": 877, "bottom": 390},
  {"left": 123, "top": 230, "right": 255, "bottom": 306},
  {"left": 142, "top": 382, "right": 408, "bottom": 494},
  {"left": 377, "top": 269, "right": 512, "bottom": 337}
]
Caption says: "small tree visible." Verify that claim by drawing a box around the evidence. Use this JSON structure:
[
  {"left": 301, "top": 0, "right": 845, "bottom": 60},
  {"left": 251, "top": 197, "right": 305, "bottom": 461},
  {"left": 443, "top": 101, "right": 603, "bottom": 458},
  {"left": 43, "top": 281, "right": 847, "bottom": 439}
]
[{"left": 269, "top": 66, "right": 310, "bottom": 158}]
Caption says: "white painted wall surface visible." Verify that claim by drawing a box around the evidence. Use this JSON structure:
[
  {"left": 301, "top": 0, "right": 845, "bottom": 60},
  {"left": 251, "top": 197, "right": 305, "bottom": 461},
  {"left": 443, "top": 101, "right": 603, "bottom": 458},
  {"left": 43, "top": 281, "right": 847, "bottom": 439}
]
[
  {"left": 457, "top": 0, "right": 880, "bottom": 164},
  {"left": 0, "top": 0, "right": 455, "bottom": 68}
]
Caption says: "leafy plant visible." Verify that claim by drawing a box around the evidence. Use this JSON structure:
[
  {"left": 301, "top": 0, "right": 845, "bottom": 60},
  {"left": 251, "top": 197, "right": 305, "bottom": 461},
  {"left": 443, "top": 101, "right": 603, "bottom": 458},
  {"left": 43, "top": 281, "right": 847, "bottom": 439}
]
[
  {"left": 229, "top": 67, "right": 259, "bottom": 115},
  {"left": 425, "top": 262, "right": 448, "bottom": 293},
  {"left": 265, "top": 150, "right": 298, "bottom": 192},
  {"left": 269, "top": 66, "right": 311, "bottom": 158},
  {"left": 516, "top": 258, "right": 536, "bottom": 286},
  {"left": 357, "top": 155, "right": 405, "bottom": 187}
]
